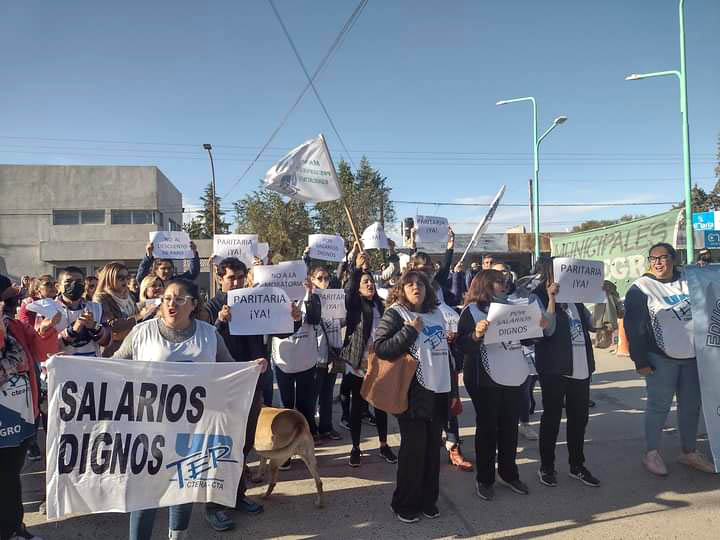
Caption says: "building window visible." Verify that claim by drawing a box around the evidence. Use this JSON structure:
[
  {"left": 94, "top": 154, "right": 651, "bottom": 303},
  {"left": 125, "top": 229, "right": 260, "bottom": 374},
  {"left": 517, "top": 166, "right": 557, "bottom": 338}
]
[
  {"left": 80, "top": 210, "right": 105, "bottom": 224},
  {"left": 53, "top": 210, "right": 79, "bottom": 225},
  {"left": 168, "top": 218, "right": 182, "bottom": 231},
  {"left": 111, "top": 210, "right": 160, "bottom": 225}
]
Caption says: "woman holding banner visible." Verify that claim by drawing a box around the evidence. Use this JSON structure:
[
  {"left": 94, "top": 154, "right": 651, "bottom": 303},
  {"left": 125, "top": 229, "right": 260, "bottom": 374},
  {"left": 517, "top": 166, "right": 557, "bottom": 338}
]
[
  {"left": 457, "top": 270, "right": 535, "bottom": 501},
  {"left": 341, "top": 252, "right": 397, "bottom": 468},
  {"left": 625, "top": 242, "right": 715, "bottom": 475},
  {"left": 374, "top": 269, "right": 452, "bottom": 523},
  {"left": 1, "top": 275, "right": 57, "bottom": 540},
  {"left": 113, "top": 278, "right": 243, "bottom": 540}
]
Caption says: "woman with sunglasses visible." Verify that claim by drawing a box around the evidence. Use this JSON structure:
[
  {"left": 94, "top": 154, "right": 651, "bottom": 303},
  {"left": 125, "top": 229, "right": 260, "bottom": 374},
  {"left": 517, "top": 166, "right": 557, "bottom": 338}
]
[
  {"left": 625, "top": 242, "right": 714, "bottom": 476},
  {"left": 95, "top": 262, "right": 150, "bottom": 356},
  {"left": 113, "top": 278, "right": 240, "bottom": 540}
]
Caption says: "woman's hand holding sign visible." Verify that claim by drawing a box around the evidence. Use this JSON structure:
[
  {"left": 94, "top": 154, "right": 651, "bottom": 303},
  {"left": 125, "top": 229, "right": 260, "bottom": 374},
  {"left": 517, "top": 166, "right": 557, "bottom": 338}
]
[{"left": 474, "top": 320, "right": 489, "bottom": 341}]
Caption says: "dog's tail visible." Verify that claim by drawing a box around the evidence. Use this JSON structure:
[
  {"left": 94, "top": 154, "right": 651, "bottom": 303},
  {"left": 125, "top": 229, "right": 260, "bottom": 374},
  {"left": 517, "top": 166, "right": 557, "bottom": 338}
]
[{"left": 258, "top": 421, "right": 307, "bottom": 460}]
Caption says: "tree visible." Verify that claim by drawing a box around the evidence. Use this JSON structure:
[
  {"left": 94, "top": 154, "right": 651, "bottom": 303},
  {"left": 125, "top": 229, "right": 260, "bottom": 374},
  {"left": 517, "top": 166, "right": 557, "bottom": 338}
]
[
  {"left": 313, "top": 157, "right": 395, "bottom": 244},
  {"left": 233, "top": 190, "right": 314, "bottom": 262},
  {"left": 674, "top": 134, "right": 720, "bottom": 212},
  {"left": 571, "top": 214, "right": 643, "bottom": 232},
  {"left": 191, "top": 183, "right": 229, "bottom": 239},
  {"left": 183, "top": 217, "right": 204, "bottom": 240}
]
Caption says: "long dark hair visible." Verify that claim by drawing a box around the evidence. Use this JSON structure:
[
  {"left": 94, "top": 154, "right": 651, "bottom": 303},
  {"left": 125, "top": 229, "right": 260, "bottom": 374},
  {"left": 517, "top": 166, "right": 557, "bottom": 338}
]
[
  {"left": 465, "top": 270, "right": 504, "bottom": 307},
  {"left": 387, "top": 269, "right": 438, "bottom": 313}
]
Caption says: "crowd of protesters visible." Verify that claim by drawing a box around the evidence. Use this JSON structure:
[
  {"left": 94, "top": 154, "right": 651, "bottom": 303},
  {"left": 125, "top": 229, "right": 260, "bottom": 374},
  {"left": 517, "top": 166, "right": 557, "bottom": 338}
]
[{"left": 0, "top": 232, "right": 716, "bottom": 540}]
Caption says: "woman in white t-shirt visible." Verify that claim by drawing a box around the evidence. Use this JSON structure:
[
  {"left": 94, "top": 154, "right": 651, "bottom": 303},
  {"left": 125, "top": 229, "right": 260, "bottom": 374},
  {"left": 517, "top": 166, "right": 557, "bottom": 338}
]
[
  {"left": 113, "top": 278, "right": 254, "bottom": 540},
  {"left": 374, "top": 269, "right": 452, "bottom": 524}
]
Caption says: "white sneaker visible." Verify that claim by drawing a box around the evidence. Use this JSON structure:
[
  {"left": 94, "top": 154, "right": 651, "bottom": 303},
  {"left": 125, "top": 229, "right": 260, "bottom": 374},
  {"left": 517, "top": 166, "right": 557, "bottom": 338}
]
[
  {"left": 642, "top": 450, "right": 668, "bottom": 476},
  {"left": 677, "top": 451, "right": 716, "bottom": 473},
  {"left": 518, "top": 423, "right": 539, "bottom": 441},
  {"left": 169, "top": 529, "right": 187, "bottom": 539}
]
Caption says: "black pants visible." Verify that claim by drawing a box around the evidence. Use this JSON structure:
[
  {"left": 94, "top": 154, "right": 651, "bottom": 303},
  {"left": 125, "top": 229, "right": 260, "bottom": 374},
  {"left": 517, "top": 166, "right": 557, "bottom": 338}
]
[
  {"left": 275, "top": 365, "right": 318, "bottom": 435},
  {"left": 259, "top": 366, "right": 274, "bottom": 406},
  {"left": 0, "top": 440, "right": 29, "bottom": 540},
  {"left": 538, "top": 374, "right": 590, "bottom": 471},
  {"left": 520, "top": 375, "right": 537, "bottom": 423},
  {"left": 346, "top": 372, "right": 387, "bottom": 447},
  {"left": 392, "top": 401, "right": 444, "bottom": 516},
  {"left": 314, "top": 365, "right": 337, "bottom": 434},
  {"left": 467, "top": 384, "right": 522, "bottom": 485}
]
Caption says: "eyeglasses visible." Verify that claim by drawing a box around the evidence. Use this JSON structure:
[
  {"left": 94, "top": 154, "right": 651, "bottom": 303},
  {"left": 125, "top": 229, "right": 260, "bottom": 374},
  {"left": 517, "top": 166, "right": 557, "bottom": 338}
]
[
  {"left": 39, "top": 281, "right": 56, "bottom": 287},
  {"left": 117, "top": 273, "right": 129, "bottom": 281},
  {"left": 161, "top": 295, "right": 194, "bottom": 305},
  {"left": 314, "top": 276, "right": 330, "bottom": 282},
  {"left": 648, "top": 255, "right": 671, "bottom": 263}
]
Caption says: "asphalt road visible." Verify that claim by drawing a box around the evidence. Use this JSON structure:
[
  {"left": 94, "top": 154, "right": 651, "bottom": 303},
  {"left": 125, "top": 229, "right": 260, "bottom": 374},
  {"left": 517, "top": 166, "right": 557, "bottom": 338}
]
[{"left": 22, "top": 349, "right": 720, "bottom": 539}]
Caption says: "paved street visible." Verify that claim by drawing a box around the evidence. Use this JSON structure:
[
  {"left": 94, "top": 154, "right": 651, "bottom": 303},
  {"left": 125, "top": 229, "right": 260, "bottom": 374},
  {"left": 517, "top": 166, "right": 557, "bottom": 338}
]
[{"left": 23, "top": 349, "right": 720, "bottom": 539}]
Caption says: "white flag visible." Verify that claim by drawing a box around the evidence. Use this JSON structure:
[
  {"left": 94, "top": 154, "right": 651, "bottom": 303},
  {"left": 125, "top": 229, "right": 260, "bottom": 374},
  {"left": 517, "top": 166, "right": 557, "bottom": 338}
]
[
  {"left": 263, "top": 135, "right": 342, "bottom": 203},
  {"left": 459, "top": 185, "right": 506, "bottom": 264},
  {"left": 361, "top": 222, "right": 390, "bottom": 249}
]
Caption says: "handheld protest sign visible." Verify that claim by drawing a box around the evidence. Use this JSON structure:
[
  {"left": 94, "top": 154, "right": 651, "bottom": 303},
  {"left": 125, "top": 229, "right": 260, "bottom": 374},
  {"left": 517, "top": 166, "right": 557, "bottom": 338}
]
[
  {"left": 484, "top": 302, "right": 543, "bottom": 344},
  {"left": 150, "top": 231, "right": 193, "bottom": 260},
  {"left": 251, "top": 260, "right": 307, "bottom": 302},
  {"left": 308, "top": 234, "right": 345, "bottom": 262},
  {"left": 213, "top": 234, "right": 258, "bottom": 266},
  {"left": 414, "top": 215, "right": 449, "bottom": 246},
  {"left": 553, "top": 258, "right": 605, "bottom": 304},
  {"left": 361, "top": 222, "right": 389, "bottom": 250},
  {"left": 227, "top": 286, "right": 294, "bottom": 335},
  {"left": 315, "top": 288, "right": 346, "bottom": 320}
]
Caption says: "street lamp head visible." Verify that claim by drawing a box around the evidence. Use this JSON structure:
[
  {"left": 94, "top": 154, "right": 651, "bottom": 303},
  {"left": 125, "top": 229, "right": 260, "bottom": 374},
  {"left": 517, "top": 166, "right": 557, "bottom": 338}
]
[
  {"left": 554, "top": 116, "right": 568, "bottom": 125},
  {"left": 203, "top": 143, "right": 212, "bottom": 150},
  {"left": 496, "top": 100, "right": 509, "bottom": 106},
  {"left": 625, "top": 74, "right": 643, "bottom": 81}
]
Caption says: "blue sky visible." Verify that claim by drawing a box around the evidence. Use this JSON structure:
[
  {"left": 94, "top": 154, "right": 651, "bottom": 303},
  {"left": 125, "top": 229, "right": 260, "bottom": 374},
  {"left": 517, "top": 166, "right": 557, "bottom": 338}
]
[{"left": 1, "top": 0, "right": 718, "bottom": 235}]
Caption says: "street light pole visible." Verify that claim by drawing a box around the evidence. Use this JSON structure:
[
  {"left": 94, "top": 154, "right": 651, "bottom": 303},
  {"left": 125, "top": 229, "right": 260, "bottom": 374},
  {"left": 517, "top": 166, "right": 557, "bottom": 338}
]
[
  {"left": 203, "top": 143, "right": 217, "bottom": 237},
  {"left": 496, "top": 97, "right": 567, "bottom": 260},
  {"left": 625, "top": 0, "right": 693, "bottom": 262}
]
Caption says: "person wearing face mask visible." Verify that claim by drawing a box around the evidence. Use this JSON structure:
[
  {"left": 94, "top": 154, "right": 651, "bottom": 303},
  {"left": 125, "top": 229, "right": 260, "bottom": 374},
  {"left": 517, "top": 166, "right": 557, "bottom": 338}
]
[
  {"left": 458, "top": 270, "right": 551, "bottom": 501},
  {"left": 341, "top": 251, "right": 397, "bottom": 467},
  {"left": 136, "top": 241, "right": 200, "bottom": 285},
  {"left": 625, "top": 242, "right": 715, "bottom": 475},
  {"left": 112, "top": 278, "right": 248, "bottom": 540},
  {"left": 1, "top": 274, "right": 57, "bottom": 540},
  {"left": 203, "top": 257, "right": 269, "bottom": 531},
  {"left": 374, "top": 270, "right": 453, "bottom": 523},
  {"left": 94, "top": 262, "right": 148, "bottom": 357},
  {"left": 309, "top": 265, "right": 343, "bottom": 441}
]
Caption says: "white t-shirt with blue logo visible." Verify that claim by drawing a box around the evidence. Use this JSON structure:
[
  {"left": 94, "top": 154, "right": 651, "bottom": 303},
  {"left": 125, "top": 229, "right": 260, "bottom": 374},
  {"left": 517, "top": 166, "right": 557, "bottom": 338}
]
[{"left": 563, "top": 303, "right": 589, "bottom": 380}]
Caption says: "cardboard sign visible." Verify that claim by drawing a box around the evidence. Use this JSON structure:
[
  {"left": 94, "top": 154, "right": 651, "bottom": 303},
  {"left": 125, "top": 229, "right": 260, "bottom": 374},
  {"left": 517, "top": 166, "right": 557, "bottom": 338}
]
[
  {"left": 414, "top": 215, "right": 449, "bottom": 245},
  {"left": 308, "top": 234, "right": 345, "bottom": 262},
  {"left": 256, "top": 242, "right": 270, "bottom": 264},
  {"left": 553, "top": 258, "right": 605, "bottom": 304},
  {"left": 227, "top": 286, "right": 294, "bottom": 335},
  {"left": 45, "top": 356, "right": 261, "bottom": 518},
  {"left": 361, "top": 222, "right": 389, "bottom": 250},
  {"left": 213, "top": 234, "right": 258, "bottom": 266},
  {"left": 315, "top": 289, "right": 346, "bottom": 320},
  {"left": 484, "top": 302, "right": 543, "bottom": 344},
  {"left": 150, "top": 231, "right": 194, "bottom": 260},
  {"left": 251, "top": 260, "right": 307, "bottom": 302}
]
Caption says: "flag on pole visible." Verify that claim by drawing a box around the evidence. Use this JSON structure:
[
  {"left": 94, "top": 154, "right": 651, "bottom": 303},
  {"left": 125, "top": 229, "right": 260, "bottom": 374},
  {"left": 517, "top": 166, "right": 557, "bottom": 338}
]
[
  {"left": 459, "top": 185, "right": 507, "bottom": 264},
  {"left": 263, "top": 134, "right": 343, "bottom": 203}
]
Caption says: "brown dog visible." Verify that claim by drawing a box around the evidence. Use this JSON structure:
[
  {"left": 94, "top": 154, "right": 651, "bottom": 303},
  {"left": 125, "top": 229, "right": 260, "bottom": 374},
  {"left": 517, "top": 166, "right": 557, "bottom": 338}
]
[{"left": 252, "top": 406, "right": 324, "bottom": 508}]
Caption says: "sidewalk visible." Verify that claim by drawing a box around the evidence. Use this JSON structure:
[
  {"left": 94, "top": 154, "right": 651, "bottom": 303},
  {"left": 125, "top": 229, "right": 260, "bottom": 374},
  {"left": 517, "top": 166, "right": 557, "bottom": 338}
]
[{"left": 23, "top": 350, "right": 720, "bottom": 539}]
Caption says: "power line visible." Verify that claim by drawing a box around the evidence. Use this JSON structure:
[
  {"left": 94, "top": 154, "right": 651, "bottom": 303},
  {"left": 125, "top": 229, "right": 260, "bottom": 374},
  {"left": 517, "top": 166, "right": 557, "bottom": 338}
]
[
  {"left": 391, "top": 200, "right": 678, "bottom": 207},
  {"left": 220, "top": 0, "right": 368, "bottom": 200}
]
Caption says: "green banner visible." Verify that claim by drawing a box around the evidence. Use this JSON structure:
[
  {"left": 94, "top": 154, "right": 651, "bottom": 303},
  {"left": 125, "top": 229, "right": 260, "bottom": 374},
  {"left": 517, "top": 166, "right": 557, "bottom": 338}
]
[{"left": 550, "top": 209, "right": 681, "bottom": 297}]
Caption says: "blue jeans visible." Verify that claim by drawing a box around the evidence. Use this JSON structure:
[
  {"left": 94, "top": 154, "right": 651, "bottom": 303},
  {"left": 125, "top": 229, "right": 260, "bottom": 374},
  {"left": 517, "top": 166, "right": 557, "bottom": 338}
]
[
  {"left": 644, "top": 352, "right": 701, "bottom": 452},
  {"left": 129, "top": 503, "right": 193, "bottom": 540}
]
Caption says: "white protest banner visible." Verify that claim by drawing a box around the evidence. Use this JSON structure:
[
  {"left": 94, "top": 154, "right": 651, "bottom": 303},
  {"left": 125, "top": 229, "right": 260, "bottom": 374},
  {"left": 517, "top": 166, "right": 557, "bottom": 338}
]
[
  {"left": 554, "top": 258, "right": 605, "bottom": 304},
  {"left": 686, "top": 266, "right": 720, "bottom": 472},
  {"left": 361, "top": 222, "right": 390, "bottom": 250},
  {"left": 315, "top": 289, "right": 346, "bottom": 320},
  {"left": 256, "top": 242, "right": 270, "bottom": 263},
  {"left": 263, "top": 134, "right": 342, "bottom": 203},
  {"left": 459, "top": 185, "right": 506, "bottom": 265},
  {"left": 27, "top": 298, "right": 67, "bottom": 331},
  {"left": 414, "top": 215, "right": 449, "bottom": 246},
  {"left": 484, "top": 301, "right": 543, "bottom": 344},
  {"left": 227, "top": 286, "right": 294, "bottom": 336},
  {"left": 251, "top": 260, "right": 308, "bottom": 302},
  {"left": 45, "top": 355, "right": 261, "bottom": 519},
  {"left": 213, "top": 234, "right": 258, "bottom": 266},
  {"left": 150, "top": 231, "right": 194, "bottom": 260},
  {"left": 308, "top": 234, "right": 345, "bottom": 262}
]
